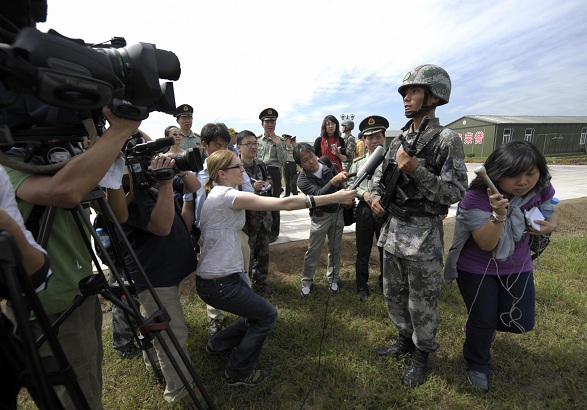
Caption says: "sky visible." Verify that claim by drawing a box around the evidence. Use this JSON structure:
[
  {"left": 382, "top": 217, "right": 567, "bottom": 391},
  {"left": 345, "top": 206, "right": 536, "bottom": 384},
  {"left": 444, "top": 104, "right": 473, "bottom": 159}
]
[{"left": 35, "top": 0, "right": 587, "bottom": 143}]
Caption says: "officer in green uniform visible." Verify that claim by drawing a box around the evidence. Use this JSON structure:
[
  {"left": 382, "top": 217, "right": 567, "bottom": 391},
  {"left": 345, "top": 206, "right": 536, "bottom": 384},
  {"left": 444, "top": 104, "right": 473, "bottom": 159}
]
[
  {"left": 370, "top": 64, "right": 468, "bottom": 387},
  {"left": 348, "top": 116, "right": 388, "bottom": 301},
  {"left": 175, "top": 104, "right": 205, "bottom": 158},
  {"left": 256, "top": 108, "right": 287, "bottom": 242}
]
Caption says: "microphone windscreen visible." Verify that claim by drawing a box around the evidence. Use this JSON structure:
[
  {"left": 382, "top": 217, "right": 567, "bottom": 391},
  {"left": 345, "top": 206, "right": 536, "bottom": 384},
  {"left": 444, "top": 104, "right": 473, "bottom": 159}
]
[
  {"left": 152, "top": 137, "right": 175, "bottom": 149},
  {"left": 356, "top": 145, "right": 385, "bottom": 178}
]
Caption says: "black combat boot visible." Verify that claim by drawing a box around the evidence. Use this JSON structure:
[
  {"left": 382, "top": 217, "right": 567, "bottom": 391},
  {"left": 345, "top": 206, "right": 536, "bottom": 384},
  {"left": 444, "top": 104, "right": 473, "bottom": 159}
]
[
  {"left": 402, "top": 348, "right": 429, "bottom": 387},
  {"left": 375, "top": 334, "right": 415, "bottom": 357}
]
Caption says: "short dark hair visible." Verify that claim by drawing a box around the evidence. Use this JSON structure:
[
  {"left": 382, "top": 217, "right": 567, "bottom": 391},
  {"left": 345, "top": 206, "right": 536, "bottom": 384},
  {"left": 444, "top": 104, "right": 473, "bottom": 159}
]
[
  {"left": 236, "top": 130, "right": 256, "bottom": 146},
  {"left": 201, "top": 123, "right": 231, "bottom": 145},
  {"left": 293, "top": 142, "right": 315, "bottom": 166},
  {"left": 470, "top": 140, "right": 550, "bottom": 192}
]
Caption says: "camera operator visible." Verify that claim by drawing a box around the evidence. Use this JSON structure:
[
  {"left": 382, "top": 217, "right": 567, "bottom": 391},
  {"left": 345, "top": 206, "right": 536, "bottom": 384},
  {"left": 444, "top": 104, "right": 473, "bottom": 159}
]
[
  {"left": 107, "top": 154, "right": 202, "bottom": 405},
  {"left": 2, "top": 106, "right": 140, "bottom": 409},
  {"left": 1, "top": 166, "right": 53, "bottom": 409}
]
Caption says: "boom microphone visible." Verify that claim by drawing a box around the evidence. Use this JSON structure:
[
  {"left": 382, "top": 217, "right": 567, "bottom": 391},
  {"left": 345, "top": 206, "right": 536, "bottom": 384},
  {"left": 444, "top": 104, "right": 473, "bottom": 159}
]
[
  {"left": 349, "top": 145, "right": 385, "bottom": 190},
  {"left": 132, "top": 136, "right": 175, "bottom": 154}
]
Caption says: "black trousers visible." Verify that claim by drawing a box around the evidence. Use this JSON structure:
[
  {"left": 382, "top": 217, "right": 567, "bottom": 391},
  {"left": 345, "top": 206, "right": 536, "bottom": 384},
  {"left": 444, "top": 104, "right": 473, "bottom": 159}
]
[
  {"left": 266, "top": 166, "right": 282, "bottom": 237},
  {"left": 282, "top": 162, "right": 298, "bottom": 196},
  {"left": 355, "top": 201, "right": 383, "bottom": 292}
]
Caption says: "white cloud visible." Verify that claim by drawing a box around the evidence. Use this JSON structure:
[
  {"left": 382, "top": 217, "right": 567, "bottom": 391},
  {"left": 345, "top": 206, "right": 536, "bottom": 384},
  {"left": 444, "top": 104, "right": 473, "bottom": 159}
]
[{"left": 34, "top": 0, "right": 587, "bottom": 138}]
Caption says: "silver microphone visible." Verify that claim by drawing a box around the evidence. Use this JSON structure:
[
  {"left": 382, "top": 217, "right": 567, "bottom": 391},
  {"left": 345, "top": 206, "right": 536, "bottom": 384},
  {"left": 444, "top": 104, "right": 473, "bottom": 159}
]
[
  {"left": 474, "top": 165, "right": 500, "bottom": 194},
  {"left": 349, "top": 145, "right": 385, "bottom": 190}
]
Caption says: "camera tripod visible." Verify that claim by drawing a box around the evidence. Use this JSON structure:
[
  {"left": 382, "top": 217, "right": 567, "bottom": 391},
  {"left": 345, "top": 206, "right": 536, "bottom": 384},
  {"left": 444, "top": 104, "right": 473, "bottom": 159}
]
[
  {"left": 2, "top": 187, "right": 214, "bottom": 409},
  {"left": 1, "top": 231, "right": 88, "bottom": 409}
]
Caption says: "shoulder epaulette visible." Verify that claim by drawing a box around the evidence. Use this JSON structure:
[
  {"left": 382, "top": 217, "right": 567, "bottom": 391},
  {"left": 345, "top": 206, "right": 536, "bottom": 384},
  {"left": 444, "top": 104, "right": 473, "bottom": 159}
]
[{"left": 353, "top": 154, "right": 366, "bottom": 163}]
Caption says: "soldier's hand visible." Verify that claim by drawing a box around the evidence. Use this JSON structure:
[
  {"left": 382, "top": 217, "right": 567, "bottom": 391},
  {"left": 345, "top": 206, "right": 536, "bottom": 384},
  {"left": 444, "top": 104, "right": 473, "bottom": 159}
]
[
  {"left": 370, "top": 196, "right": 387, "bottom": 217},
  {"left": 396, "top": 146, "right": 420, "bottom": 175}
]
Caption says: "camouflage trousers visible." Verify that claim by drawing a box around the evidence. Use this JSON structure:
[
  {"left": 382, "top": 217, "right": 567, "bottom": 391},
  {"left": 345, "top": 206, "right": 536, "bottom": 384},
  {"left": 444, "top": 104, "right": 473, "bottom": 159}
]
[
  {"left": 381, "top": 251, "right": 443, "bottom": 352},
  {"left": 248, "top": 223, "right": 271, "bottom": 287}
]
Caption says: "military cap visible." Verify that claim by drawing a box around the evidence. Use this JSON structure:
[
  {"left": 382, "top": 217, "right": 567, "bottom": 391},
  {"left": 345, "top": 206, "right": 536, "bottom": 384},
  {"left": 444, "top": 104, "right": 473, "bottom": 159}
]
[
  {"left": 176, "top": 104, "right": 193, "bottom": 117},
  {"left": 259, "top": 108, "right": 278, "bottom": 121},
  {"left": 359, "top": 115, "right": 389, "bottom": 136},
  {"left": 282, "top": 134, "right": 293, "bottom": 140}
]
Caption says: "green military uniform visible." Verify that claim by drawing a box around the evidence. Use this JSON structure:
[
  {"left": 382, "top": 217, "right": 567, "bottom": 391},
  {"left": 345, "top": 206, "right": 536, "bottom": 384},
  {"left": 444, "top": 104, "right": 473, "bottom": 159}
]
[{"left": 349, "top": 152, "right": 384, "bottom": 295}]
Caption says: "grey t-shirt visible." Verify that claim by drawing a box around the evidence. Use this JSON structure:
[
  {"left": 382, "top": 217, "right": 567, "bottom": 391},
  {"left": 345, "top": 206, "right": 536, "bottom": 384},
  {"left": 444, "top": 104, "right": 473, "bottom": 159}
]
[{"left": 196, "top": 185, "right": 246, "bottom": 277}]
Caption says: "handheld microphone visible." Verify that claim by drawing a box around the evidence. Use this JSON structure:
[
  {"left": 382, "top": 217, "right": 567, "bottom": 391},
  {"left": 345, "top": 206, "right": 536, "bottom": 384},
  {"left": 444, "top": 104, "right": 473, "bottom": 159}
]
[
  {"left": 474, "top": 165, "right": 500, "bottom": 194},
  {"left": 349, "top": 145, "right": 385, "bottom": 190}
]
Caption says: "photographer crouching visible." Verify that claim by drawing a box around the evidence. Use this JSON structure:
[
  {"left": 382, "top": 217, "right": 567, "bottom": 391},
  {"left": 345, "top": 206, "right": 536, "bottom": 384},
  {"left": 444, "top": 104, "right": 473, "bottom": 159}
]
[{"left": 106, "top": 150, "right": 203, "bottom": 405}]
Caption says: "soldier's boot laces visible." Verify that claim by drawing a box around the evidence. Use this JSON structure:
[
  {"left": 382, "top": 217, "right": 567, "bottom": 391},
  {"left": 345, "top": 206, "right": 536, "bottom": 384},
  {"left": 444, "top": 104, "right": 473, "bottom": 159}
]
[
  {"left": 402, "top": 348, "right": 429, "bottom": 388},
  {"left": 375, "top": 334, "right": 415, "bottom": 357}
]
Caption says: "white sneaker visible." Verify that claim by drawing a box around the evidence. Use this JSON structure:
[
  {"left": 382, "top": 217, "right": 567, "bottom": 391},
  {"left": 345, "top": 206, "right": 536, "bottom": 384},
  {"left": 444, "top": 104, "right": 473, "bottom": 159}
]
[
  {"left": 301, "top": 285, "right": 312, "bottom": 297},
  {"left": 329, "top": 282, "right": 339, "bottom": 294}
]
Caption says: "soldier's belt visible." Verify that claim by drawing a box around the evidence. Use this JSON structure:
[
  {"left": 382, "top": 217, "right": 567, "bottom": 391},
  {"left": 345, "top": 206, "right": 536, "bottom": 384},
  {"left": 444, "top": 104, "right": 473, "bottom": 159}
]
[{"left": 386, "top": 201, "right": 436, "bottom": 222}]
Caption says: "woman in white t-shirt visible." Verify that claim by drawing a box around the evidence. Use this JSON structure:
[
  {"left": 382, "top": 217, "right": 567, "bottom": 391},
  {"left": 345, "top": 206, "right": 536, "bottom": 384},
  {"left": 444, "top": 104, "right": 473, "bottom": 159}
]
[{"left": 196, "top": 149, "right": 355, "bottom": 387}]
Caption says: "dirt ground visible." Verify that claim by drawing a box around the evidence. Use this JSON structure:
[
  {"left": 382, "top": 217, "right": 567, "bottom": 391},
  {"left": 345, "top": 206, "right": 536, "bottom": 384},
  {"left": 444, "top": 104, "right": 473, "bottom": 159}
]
[{"left": 268, "top": 197, "right": 587, "bottom": 278}]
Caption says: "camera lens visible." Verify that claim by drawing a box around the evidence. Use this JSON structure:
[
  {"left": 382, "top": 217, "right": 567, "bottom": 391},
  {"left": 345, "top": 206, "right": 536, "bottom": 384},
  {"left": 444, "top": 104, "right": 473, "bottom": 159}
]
[{"left": 172, "top": 148, "right": 203, "bottom": 173}]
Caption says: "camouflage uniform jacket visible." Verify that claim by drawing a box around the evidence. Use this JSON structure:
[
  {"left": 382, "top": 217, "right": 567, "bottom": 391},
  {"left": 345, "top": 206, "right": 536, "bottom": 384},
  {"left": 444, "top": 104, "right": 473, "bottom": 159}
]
[
  {"left": 370, "top": 117, "right": 467, "bottom": 261},
  {"left": 242, "top": 158, "right": 273, "bottom": 234},
  {"left": 342, "top": 134, "right": 356, "bottom": 172}
]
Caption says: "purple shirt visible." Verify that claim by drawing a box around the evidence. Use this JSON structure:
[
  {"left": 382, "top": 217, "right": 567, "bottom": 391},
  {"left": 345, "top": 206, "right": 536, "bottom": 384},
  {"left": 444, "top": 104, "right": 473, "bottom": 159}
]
[{"left": 456, "top": 182, "right": 555, "bottom": 275}]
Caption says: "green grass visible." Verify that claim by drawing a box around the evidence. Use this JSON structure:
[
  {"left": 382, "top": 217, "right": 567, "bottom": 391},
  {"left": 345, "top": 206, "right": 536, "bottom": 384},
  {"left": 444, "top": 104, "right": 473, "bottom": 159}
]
[{"left": 17, "top": 234, "right": 587, "bottom": 409}]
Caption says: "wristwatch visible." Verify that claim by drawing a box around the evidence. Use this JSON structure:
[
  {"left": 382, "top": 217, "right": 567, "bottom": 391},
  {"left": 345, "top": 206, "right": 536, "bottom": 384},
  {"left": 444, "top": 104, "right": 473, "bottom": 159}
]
[{"left": 490, "top": 213, "right": 507, "bottom": 224}]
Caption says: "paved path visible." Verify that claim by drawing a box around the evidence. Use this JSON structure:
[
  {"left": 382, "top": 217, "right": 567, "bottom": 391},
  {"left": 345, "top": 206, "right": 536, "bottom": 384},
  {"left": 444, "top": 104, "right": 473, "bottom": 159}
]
[{"left": 272, "top": 164, "right": 587, "bottom": 246}]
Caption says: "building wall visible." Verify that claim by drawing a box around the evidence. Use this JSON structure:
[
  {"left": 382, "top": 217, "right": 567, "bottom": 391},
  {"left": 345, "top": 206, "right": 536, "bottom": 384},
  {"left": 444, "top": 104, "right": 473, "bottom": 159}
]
[{"left": 447, "top": 117, "right": 587, "bottom": 157}]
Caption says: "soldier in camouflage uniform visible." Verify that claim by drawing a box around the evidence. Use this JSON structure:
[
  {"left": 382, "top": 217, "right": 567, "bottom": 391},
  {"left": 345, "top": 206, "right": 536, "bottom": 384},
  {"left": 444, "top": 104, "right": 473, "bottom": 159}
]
[
  {"left": 238, "top": 130, "right": 275, "bottom": 294},
  {"left": 341, "top": 120, "right": 357, "bottom": 172},
  {"left": 369, "top": 64, "right": 468, "bottom": 387}
]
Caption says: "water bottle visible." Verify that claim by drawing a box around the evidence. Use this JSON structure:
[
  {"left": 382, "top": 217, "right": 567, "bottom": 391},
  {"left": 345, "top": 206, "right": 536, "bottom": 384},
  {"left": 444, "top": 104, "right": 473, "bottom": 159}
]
[
  {"left": 540, "top": 197, "right": 559, "bottom": 218},
  {"left": 96, "top": 227, "right": 111, "bottom": 248}
]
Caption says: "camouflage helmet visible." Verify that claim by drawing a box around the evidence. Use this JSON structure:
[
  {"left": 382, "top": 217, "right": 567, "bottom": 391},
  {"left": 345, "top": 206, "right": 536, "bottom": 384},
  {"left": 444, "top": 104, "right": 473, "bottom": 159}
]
[
  {"left": 398, "top": 64, "right": 451, "bottom": 105},
  {"left": 341, "top": 120, "right": 355, "bottom": 131}
]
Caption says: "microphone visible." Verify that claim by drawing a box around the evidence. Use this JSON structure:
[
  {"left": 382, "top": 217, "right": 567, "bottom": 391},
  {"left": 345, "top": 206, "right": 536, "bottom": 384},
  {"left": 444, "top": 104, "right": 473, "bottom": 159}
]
[
  {"left": 132, "top": 137, "right": 175, "bottom": 154},
  {"left": 349, "top": 145, "right": 385, "bottom": 190},
  {"left": 474, "top": 165, "right": 500, "bottom": 194}
]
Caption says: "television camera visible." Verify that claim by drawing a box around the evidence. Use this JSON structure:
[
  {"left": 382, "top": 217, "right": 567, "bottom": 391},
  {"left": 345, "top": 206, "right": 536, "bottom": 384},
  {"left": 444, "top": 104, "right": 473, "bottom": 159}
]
[{"left": 124, "top": 132, "right": 203, "bottom": 189}]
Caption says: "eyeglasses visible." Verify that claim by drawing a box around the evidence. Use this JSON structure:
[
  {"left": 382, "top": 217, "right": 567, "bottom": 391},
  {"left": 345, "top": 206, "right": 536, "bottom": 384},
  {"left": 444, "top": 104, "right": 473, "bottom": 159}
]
[
  {"left": 223, "top": 164, "right": 245, "bottom": 171},
  {"left": 239, "top": 142, "right": 259, "bottom": 148}
]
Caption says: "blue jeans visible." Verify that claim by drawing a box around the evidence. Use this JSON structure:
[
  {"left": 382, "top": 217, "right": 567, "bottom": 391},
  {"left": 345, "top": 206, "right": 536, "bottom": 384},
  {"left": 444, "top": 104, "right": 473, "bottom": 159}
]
[
  {"left": 196, "top": 274, "right": 277, "bottom": 379},
  {"left": 457, "top": 270, "right": 535, "bottom": 374}
]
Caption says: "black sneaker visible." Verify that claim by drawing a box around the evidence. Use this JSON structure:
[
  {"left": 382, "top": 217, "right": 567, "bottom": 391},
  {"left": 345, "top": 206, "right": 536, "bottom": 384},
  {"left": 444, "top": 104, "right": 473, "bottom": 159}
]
[
  {"left": 119, "top": 342, "right": 140, "bottom": 360},
  {"left": 225, "top": 369, "right": 268, "bottom": 387},
  {"left": 209, "top": 319, "right": 224, "bottom": 337}
]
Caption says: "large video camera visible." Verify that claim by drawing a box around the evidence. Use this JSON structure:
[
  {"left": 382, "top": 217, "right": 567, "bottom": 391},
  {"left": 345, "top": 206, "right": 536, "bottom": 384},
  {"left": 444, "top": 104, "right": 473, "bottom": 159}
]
[
  {"left": 0, "top": 27, "right": 180, "bottom": 121},
  {"left": 0, "top": 6, "right": 181, "bottom": 171},
  {"left": 124, "top": 133, "right": 203, "bottom": 189}
]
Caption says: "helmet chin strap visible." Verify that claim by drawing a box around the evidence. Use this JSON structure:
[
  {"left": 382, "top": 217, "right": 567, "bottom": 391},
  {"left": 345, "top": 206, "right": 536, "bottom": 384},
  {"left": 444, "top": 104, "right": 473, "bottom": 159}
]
[{"left": 404, "top": 89, "right": 433, "bottom": 119}]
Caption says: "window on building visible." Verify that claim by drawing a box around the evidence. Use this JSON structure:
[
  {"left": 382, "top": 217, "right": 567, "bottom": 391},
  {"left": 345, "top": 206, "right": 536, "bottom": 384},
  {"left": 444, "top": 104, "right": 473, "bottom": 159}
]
[
  {"left": 524, "top": 128, "right": 534, "bottom": 142},
  {"left": 503, "top": 128, "right": 512, "bottom": 144},
  {"left": 581, "top": 127, "right": 587, "bottom": 145}
]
